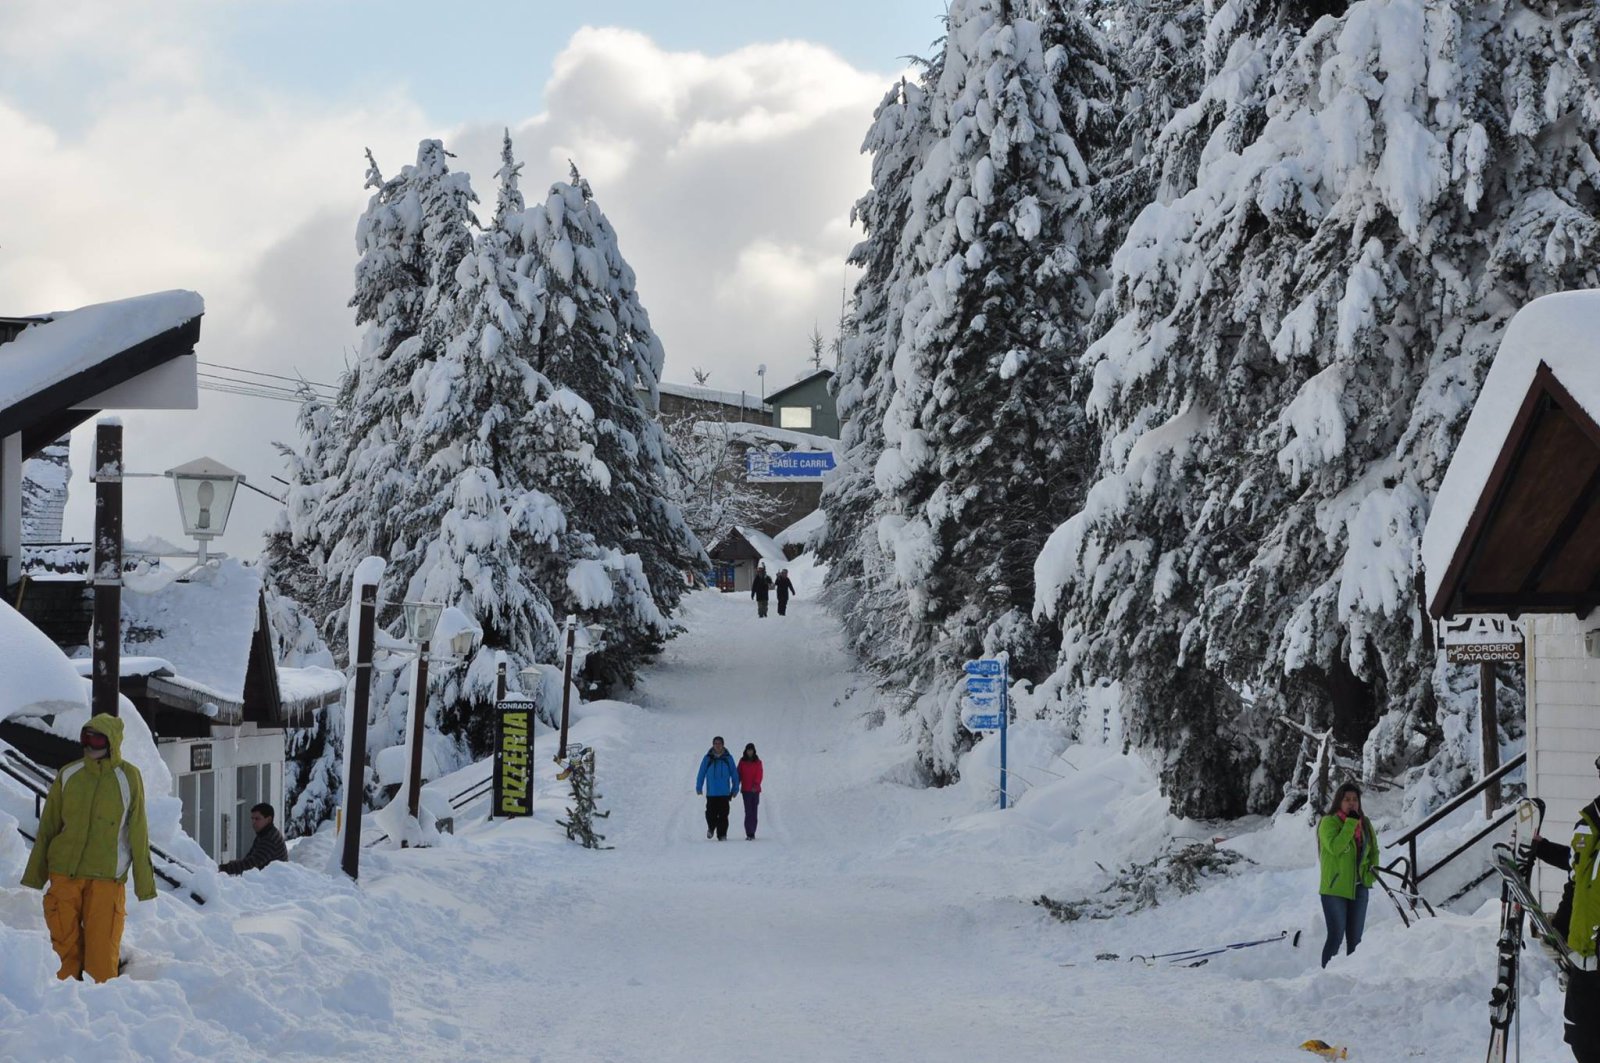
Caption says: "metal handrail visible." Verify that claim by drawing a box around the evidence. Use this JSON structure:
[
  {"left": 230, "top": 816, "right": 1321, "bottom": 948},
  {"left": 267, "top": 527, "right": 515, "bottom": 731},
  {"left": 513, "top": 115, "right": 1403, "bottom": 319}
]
[
  {"left": 1389, "top": 752, "right": 1527, "bottom": 848},
  {"left": 1388, "top": 751, "right": 1527, "bottom": 897}
]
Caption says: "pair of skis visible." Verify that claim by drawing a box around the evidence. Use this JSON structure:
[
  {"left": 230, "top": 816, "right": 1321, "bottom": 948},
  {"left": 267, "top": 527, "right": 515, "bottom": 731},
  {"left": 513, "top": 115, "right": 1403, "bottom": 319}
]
[
  {"left": 1480, "top": 797, "right": 1599, "bottom": 1063},
  {"left": 1484, "top": 798, "right": 1541, "bottom": 1063}
]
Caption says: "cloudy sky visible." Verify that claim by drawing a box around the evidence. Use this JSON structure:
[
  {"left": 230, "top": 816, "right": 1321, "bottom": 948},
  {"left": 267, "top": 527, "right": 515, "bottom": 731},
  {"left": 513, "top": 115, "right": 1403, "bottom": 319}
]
[{"left": 1, "top": 0, "right": 944, "bottom": 556}]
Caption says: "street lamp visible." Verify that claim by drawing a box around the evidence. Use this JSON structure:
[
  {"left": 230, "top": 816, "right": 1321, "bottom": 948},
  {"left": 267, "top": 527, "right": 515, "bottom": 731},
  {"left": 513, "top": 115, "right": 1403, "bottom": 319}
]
[
  {"left": 164, "top": 457, "right": 244, "bottom": 567},
  {"left": 555, "top": 616, "right": 607, "bottom": 762},
  {"left": 398, "top": 602, "right": 479, "bottom": 823}
]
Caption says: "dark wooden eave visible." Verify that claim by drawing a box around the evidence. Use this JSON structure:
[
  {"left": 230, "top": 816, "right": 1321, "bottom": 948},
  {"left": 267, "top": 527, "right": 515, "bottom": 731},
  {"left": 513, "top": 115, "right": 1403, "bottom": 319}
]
[
  {"left": 707, "top": 528, "right": 762, "bottom": 562},
  {"left": 1430, "top": 362, "right": 1600, "bottom": 619},
  {"left": 0, "top": 315, "right": 202, "bottom": 459}
]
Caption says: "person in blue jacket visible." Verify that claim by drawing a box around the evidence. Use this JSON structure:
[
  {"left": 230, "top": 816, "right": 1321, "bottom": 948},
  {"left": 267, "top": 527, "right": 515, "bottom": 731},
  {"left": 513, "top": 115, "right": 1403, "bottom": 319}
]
[{"left": 695, "top": 736, "right": 740, "bottom": 841}]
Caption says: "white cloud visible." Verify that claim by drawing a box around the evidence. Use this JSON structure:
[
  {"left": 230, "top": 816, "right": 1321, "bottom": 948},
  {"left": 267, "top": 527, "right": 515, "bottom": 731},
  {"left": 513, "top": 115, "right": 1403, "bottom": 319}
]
[{"left": 2, "top": 14, "right": 895, "bottom": 557}]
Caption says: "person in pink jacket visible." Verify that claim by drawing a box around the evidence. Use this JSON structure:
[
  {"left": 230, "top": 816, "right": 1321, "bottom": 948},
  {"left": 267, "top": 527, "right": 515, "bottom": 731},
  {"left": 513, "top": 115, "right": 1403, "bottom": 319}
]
[{"left": 738, "top": 744, "right": 764, "bottom": 840}]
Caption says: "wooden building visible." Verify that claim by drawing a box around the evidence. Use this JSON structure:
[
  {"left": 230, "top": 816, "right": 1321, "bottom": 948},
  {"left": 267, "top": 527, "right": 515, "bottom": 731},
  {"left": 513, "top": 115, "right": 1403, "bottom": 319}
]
[{"left": 1423, "top": 290, "right": 1600, "bottom": 910}]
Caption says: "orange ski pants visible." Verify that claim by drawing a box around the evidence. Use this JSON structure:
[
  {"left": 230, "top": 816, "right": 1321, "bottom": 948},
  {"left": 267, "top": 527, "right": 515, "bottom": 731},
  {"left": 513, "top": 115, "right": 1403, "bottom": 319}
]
[{"left": 42, "top": 873, "right": 126, "bottom": 982}]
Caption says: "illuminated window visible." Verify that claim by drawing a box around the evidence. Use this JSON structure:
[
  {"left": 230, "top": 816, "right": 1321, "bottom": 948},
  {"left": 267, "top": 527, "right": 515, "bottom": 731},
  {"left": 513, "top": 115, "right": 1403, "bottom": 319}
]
[{"left": 779, "top": 406, "right": 813, "bottom": 429}]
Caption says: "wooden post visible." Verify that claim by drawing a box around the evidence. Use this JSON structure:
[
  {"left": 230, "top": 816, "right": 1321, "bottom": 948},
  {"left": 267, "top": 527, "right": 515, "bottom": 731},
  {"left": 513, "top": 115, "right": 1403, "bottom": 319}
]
[
  {"left": 557, "top": 616, "right": 576, "bottom": 761},
  {"left": 496, "top": 656, "right": 507, "bottom": 703},
  {"left": 90, "top": 421, "right": 123, "bottom": 717},
  {"left": 1480, "top": 661, "right": 1501, "bottom": 817},
  {"left": 405, "top": 640, "right": 430, "bottom": 822},
  {"left": 340, "top": 583, "right": 377, "bottom": 880}
]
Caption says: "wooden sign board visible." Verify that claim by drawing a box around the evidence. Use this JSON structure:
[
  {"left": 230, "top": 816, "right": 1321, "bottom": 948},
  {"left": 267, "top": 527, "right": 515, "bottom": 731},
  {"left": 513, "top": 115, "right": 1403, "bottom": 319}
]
[
  {"left": 1445, "top": 642, "right": 1524, "bottom": 663},
  {"left": 1439, "top": 614, "right": 1524, "bottom": 663}
]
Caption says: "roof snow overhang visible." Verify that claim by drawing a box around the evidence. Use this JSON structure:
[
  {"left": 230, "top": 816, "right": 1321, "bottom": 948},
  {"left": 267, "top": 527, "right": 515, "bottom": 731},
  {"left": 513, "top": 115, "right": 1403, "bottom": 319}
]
[
  {"left": 763, "top": 369, "right": 833, "bottom": 405},
  {"left": 1428, "top": 363, "right": 1600, "bottom": 618},
  {"left": 0, "top": 293, "right": 202, "bottom": 458}
]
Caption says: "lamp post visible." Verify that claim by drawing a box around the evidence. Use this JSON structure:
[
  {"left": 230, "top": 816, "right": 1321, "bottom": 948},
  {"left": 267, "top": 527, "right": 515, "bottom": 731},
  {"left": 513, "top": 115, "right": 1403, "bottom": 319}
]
[
  {"left": 90, "top": 420, "right": 123, "bottom": 718},
  {"left": 401, "top": 601, "right": 443, "bottom": 822},
  {"left": 555, "top": 617, "right": 606, "bottom": 761},
  {"left": 396, "top": 604, "right": 479, "bottom": 826}
]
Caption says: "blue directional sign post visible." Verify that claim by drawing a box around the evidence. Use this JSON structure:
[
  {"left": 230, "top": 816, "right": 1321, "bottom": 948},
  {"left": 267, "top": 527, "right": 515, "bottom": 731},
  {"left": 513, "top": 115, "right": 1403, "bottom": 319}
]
[{"left": 962, "top": 656, "right": 1009, "bottom": 809}]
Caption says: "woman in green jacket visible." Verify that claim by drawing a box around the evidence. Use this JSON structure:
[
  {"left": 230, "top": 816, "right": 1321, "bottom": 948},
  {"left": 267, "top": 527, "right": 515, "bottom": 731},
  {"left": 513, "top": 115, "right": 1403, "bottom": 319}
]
[{"left": 1317, "top": 782, "right": 1379, "bottom": 968}]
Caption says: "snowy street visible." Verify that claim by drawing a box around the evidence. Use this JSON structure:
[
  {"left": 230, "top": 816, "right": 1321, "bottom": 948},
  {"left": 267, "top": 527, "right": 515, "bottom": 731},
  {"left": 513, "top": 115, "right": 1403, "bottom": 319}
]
[{"left": 0, "top": 585, "right": 1576, "bottom": 1061}]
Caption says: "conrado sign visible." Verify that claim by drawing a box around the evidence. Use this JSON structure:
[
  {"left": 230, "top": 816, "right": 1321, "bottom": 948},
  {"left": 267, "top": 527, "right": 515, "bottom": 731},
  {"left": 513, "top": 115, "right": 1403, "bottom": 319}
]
[
  {"left": 1439, "top": 614, "right": 1525, "bottom": 664},
  {"left": 492, "top": 700, "right": 534, "bottom": 818}
]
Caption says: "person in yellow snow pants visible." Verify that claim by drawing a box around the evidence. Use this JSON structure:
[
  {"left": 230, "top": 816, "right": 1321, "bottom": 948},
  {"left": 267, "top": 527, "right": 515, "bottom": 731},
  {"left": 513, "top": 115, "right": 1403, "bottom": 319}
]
[
  {"left": 20, "top": 713, "right": 158, "bottom": 982},
  {"left": 42, "top": 874, "right": 127, "bottom": 982}
]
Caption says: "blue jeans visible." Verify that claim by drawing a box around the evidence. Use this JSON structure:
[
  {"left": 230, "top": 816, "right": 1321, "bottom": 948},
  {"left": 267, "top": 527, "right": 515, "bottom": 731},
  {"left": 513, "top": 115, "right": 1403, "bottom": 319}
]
[{"left": 1320, "top": 887, "right": 1369, "bottom": 967}]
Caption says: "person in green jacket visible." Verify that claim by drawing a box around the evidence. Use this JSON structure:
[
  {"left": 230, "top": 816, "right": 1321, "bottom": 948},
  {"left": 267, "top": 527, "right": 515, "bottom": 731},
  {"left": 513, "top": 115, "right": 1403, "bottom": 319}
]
[
  {"left": 20, "top": 712, "right": 158, "bottom": 982},
  {"left": 1317, "top": 782, "right": 1379, "bottom": 968},
  {"left": 1531, "top": 756, "right": 1600, "bottom": 1063}
]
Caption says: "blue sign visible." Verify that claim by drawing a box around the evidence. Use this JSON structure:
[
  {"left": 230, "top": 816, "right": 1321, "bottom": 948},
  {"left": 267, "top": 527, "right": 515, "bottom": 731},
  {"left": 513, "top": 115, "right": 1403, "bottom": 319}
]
[
  {"left": 965, "top": 677, "right": 999, "bottom": 696},
  {"left": 963, "top": 713, "right": 1002, "bottom": 732},
  {"left": 746, "top": 450, "right": 837, "bottom": 481},
  {"left": 964, "top": 658, "right": 1003, "bottom": 677}
]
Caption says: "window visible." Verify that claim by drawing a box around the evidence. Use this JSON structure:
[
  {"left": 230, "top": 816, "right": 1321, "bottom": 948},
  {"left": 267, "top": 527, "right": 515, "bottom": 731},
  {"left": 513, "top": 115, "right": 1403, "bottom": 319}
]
[
  {"left": 180, "top": 769, "right": 216, "bottom": 858},
  {"left": 236, "top": 763, "right": 276, "bottom": 857},
  {"left": 779, "top": 406, "right": 812, "bottom": 429}
]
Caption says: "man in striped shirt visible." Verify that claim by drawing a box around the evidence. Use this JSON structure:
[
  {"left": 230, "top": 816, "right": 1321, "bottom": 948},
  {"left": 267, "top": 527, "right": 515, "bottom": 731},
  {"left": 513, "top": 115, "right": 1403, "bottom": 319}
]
[{"left": 220, "top": 802, "right": 289, "bottom": 874}]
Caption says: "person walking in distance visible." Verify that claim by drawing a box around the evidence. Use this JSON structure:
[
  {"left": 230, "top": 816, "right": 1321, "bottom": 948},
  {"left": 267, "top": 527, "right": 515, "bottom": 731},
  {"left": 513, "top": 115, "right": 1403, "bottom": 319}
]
[
  {"left": 1316, "top": 782, "right": 1379, "bottom": 967},
  {"left": 739, "top": 743, "right": 764, "bottom": 840},
  {"left": 751, "top": 563, "right": 772, "bottom": 619},
  {"left": 1530, "top": 755, "right": 1600, "bottom": 1062},
  {"left": 775, "top": 569, "right": 796, "bottom": 617},
  {"left": 695, "top": 736, "right": 740, "bottom": 841},
  {"left": 20, "top": 714, "right": 158, "bottom": 982}
]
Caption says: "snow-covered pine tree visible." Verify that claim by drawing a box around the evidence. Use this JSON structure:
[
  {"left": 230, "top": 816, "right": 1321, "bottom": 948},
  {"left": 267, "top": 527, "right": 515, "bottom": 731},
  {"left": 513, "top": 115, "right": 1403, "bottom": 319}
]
[
  {"left": 276, "top": 140, "right": 480, "bottom": 818},
  {"left": 1035, "top": 0, "right": 1600, "bottom": 818},
  {"left": 861, "top": 0, "right": 1118, "bottom": 779},
  {"left": 304, "top": 141, "right": 479, "bottom": 651},
  {"left": 820, "top": 73, "right": 937, "bottom": 703},
  {"left": 506, "top": 167, "right": 705, "bottom": 690},
  {"left": 394, "top": 132, "right": 596, "bottom": 755},
  {"left": 576, "top": 169, "right": 706, "bottom": 622},
  {"left": 265, "top": 385, "right": 344, "bottom": 838}
]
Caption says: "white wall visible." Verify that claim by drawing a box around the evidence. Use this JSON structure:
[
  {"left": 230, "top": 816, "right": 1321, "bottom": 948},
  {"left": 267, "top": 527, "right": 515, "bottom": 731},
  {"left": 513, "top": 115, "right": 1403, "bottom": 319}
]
[
  {"left": 1525, "top": 614, "right": 1600, "bottom": 910},
  {"left": 159, "top": 724, "right": 284, "bottom": 863}
]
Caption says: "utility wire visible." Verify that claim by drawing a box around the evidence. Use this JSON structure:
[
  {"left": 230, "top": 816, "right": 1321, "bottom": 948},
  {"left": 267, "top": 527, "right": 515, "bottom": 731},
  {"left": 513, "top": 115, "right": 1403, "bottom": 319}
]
[
  {"left": 196, "top": 372, "right": 335, "bottom": 399},
  {"left": 197, "top": 359, "right": 338, "bottom": 392}
]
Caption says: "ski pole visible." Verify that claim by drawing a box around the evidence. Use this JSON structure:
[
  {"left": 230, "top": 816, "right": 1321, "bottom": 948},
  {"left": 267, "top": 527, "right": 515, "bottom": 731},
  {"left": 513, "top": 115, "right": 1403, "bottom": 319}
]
[{"left": 1129, "top": 930, "right": 1298, "bottom": 965}]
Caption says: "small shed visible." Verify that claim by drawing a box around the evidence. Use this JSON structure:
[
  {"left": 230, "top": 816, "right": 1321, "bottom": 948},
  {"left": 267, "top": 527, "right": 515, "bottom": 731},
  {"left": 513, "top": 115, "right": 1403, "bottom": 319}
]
[
  {"left": 706, "top": 525, "right": 788, "bottom": 593},
  {"left": 1423, "top": 290, "right": 1600, "bottom": 910}
]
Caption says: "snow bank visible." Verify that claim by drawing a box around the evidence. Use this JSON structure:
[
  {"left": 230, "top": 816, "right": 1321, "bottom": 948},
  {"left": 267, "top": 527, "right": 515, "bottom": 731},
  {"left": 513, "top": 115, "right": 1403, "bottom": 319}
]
[{"left": 0, "top": 598, "right": 88, "bottom": 722}]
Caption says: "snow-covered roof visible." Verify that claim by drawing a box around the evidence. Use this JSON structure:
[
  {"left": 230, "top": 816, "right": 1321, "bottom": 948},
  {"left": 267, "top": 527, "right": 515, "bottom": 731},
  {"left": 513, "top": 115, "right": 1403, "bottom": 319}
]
[
  {"left": 775, "top": 508, "right": 826, "bottom": 550},
  {"left": 0, "top": 597, "right": 88, "bottom": 723},
  {"left": 764, "top": 368, "right": 833, "bottom": 404},
  {"left": 735, "top": 525, "right": 788, "bottom": 568},
  {"left": 0, "top": 290, "right": 203, "bottom": 422},
  {"left": 697, "top": 420, "right": 836, "bottom": 451},
  {"left": 652, "top": 380, "right": 770, "bottom": 410},
  {"left": 277, "top": 666, "right": 346, "bottom": 710},
  {"left": 121, "top": 558, "right": 263, "bottom": 704},
  {"left": 1422, "top": 291, "right": 1600, "bottom": 610},
  {"left": 70, "top": 656, "right": 175, "bottom": 679}
]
